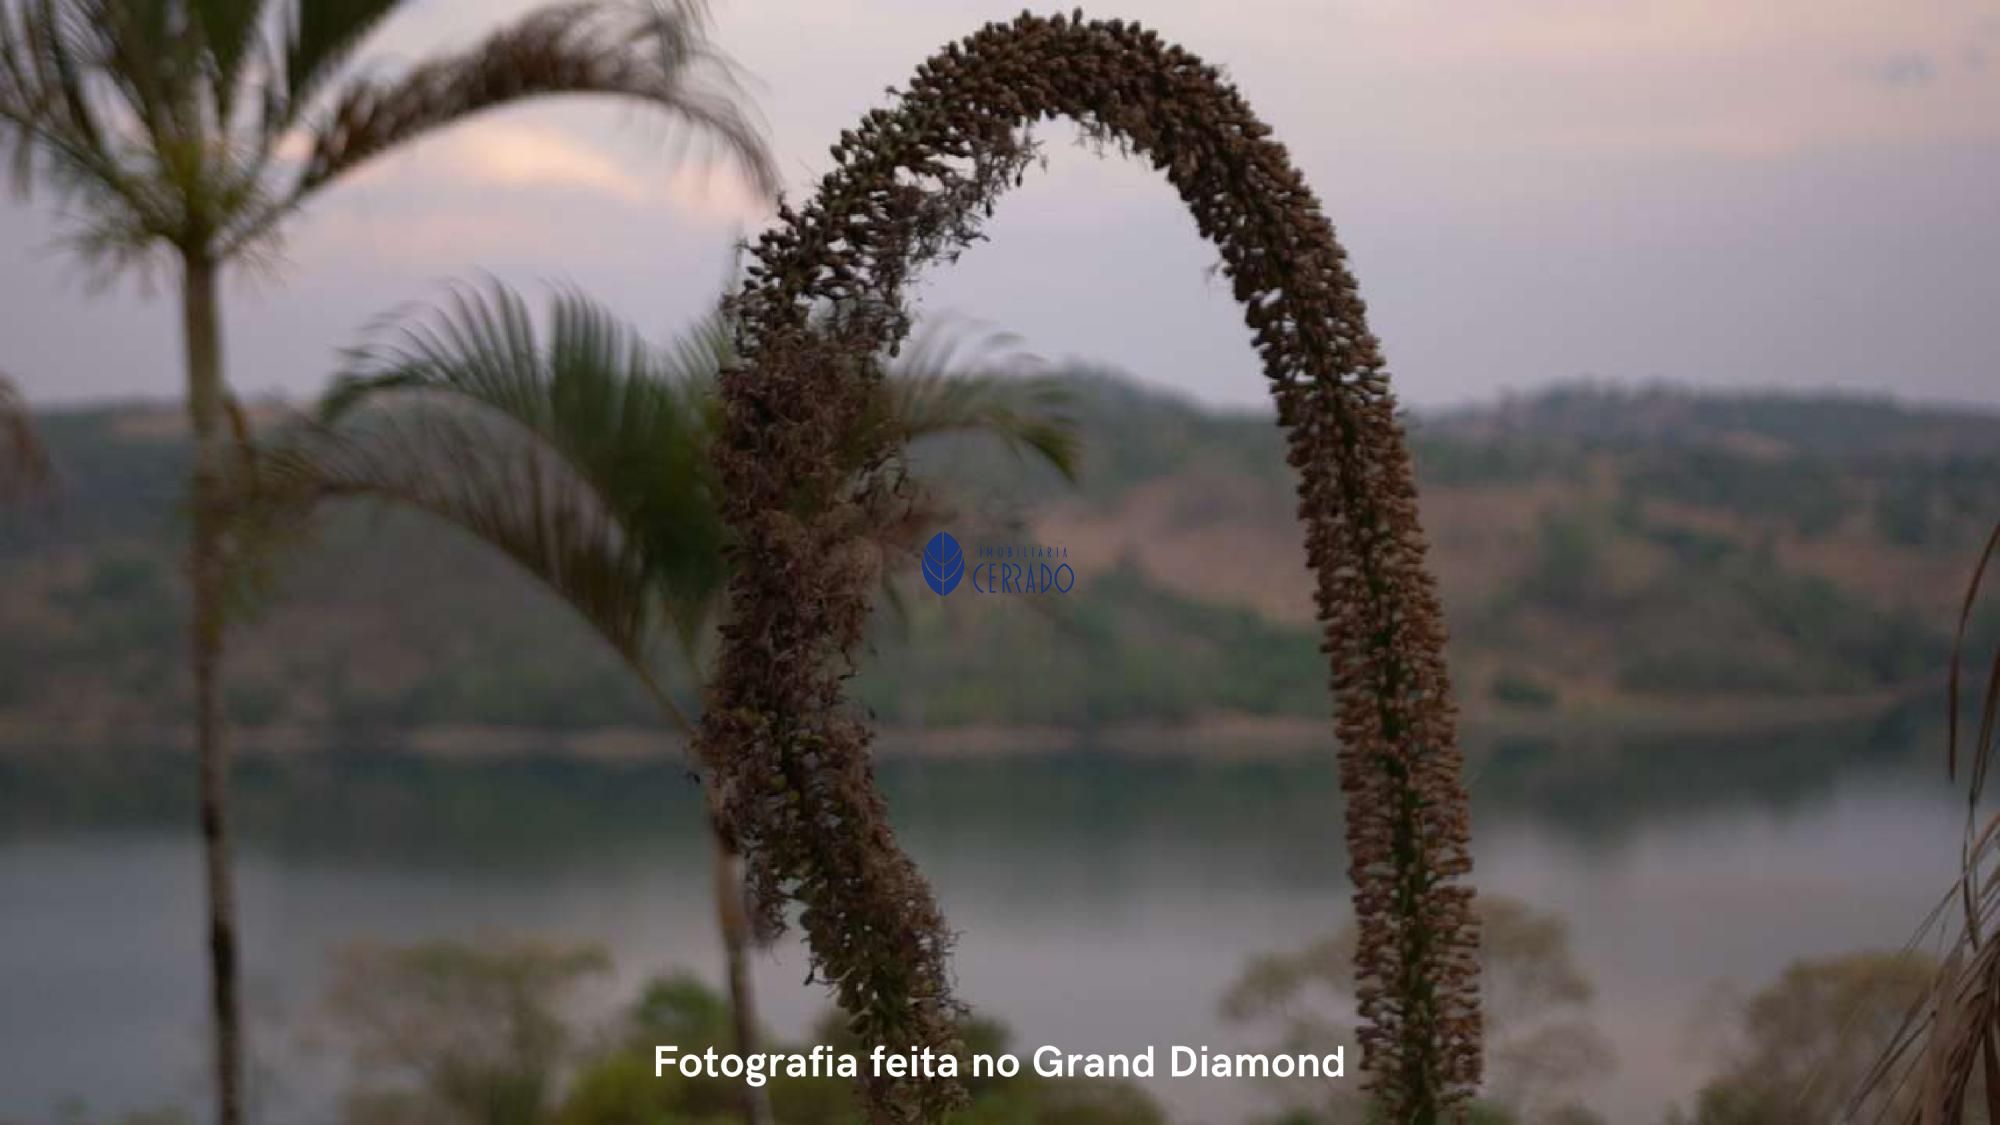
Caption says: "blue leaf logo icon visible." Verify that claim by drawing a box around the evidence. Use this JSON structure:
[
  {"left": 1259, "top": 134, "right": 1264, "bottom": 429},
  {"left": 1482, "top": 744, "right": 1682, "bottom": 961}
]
[{"left": 922, "top": 532, "right": 964, "bottom": 596}]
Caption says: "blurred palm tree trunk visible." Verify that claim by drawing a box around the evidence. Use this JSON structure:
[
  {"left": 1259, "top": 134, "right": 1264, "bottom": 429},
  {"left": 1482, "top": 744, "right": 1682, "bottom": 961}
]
[
  {"left": 182, "top": 251, "right": 243, "bottom": 1125},
  {"left": 710, "top": 816, "right": 773, "bottom": 1125}
]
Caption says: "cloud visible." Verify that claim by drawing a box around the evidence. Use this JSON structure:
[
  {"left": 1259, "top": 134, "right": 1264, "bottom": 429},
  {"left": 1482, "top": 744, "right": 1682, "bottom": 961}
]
[
  {"left": 452, "top": 122, "right": 652, "bottom": 200},
  {"left": 428, "top": 121, "right": 770, "bottom": 221},
  {"left": 267, "top": 116, "right": 774, "bottom": 268},
  {"left": 288, "top": 118, "right": 771, "bottom": 221},
  {"left": 1865, "top": 51, "right": 1939, "bottom": 88}
]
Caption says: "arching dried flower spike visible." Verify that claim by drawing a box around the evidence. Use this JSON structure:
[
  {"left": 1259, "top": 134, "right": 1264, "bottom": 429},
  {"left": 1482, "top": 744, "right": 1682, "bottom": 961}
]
[{"left": 697, "top": 13, "right": 1481, "bottom": 1122}]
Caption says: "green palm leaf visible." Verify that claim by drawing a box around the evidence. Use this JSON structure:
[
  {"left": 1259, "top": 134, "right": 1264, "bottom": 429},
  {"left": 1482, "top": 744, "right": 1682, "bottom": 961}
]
[
  {"left": 249, "top": 401, "right": 686, "bottom": 718},
  {"left": 320, "top": 280, "right": 730, "bottom": 662},
  {"left": 187, "top": 0, "right": 266, "bottom": 119},
  {"left": 3, "top": 0, "right": 777, "bottom": 265},
  {"left": 266, "top": 281, "right": 1075, "bottom": 687},
  {"left": 268, "top": 1, "right": 776, "bottom": 245},
  {"left": 278, "top": 0, "right": 398, "bottom": 120},
  {"left": 876, "top": 326, "right": 1079, "bottom": 482}
]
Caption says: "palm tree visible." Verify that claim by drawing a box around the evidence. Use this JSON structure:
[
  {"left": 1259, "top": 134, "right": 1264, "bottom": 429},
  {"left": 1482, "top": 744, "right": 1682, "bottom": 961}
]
[
  {"left": 0, "top": 375, "right": 51, "bottom": 501},
  {"left": 0, "top": 4, "right": 774, "bottom": 1121},
  {"left": 237, "top": 280, "right": 1076, "bottom": 1125}
]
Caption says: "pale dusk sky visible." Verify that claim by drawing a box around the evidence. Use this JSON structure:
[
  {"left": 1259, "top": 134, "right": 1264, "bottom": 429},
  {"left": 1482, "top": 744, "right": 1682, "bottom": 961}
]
[{"left": 1, "top": 0, "right": 1994, "bottom": 410}]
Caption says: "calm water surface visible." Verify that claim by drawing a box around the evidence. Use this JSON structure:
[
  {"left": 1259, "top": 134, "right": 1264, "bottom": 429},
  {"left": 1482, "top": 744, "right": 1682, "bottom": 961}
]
[{"left": 0, "top": 718, "right": 1965, "bottom": 1123}]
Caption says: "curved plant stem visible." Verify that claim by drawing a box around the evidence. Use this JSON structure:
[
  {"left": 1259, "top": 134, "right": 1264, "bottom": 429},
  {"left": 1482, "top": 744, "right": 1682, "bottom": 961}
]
[{"left": 698, "top": 14, "right": 1480, "bottom": 1122}]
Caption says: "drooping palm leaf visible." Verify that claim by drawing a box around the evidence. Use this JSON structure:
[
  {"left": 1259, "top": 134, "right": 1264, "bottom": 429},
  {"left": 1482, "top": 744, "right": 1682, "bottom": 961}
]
[
  {"left": 271, "top": 280, "right": 1075, "bottom": 680},
  {"left": 277, "top": 0, "right": 400, "bottom": 122},
  {"left": 322, "top": 280, "right": 731, "bottom": 660},
  {"left": 262, "top": 0, "right": 775, "bottom": 248},
  {"left": 875, "top": 328, "right": 1079, "bottom": 482},
  {"left": 187, "top": 0, "right": 268, "bottom": 115},
  {"left": 853, "top": 325, "right": 1078, "bottom": 628},
  {"left": 3, "top": 0, "right": 778, "bottom": 263},
  {"left": 246, "top": 399, "right": 693, "bottom": 723},
  {"left": 0, "top": 1, "right": 172, "bottom": 268}
]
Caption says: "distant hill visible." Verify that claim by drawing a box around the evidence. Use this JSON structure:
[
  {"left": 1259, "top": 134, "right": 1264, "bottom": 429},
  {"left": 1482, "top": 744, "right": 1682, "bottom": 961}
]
[{"left": 2, "top": 375, "right": 1996, "bottom": 747}]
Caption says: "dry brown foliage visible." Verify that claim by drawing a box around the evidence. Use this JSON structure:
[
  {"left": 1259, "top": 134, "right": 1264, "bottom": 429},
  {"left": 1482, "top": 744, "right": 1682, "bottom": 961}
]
[{"left": 697, "top": 12, "right": 1480, "bottom": 1122}]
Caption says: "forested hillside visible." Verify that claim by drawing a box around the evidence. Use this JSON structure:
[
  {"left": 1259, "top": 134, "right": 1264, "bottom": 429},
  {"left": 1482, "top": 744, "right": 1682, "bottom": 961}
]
[{"left": 2, "top": 376, "right": 1995, "bottom": 745}]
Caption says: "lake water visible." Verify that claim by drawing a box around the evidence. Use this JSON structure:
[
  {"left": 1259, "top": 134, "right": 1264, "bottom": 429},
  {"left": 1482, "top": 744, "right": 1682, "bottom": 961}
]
[{"left": 0, "top": 713, "right": 1970, "bottom": 1123}]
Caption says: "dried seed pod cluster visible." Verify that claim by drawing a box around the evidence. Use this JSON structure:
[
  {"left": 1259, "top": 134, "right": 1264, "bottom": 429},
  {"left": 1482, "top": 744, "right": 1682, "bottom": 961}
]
[{"left": 697, "top": 11, "right": 1480, "bottom": 1122}]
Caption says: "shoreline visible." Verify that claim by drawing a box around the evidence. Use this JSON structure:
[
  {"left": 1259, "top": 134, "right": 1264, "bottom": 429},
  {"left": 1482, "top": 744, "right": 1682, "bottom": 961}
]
[{"left": 0, "top": 684, "right": 1929, "bottom": 764}]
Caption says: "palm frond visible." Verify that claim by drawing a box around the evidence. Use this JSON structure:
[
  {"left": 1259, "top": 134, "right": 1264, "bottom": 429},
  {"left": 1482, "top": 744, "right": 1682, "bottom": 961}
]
[
  {"left": 9, "top": 0, "right": 774, "bottom": 273},
  {"left": 1953, "top": 521, "right": 2000, "bottom": 788},
  {"left": 187, "top": 0, "right": 268, "bottom": 124},
  {"left": 285, "top": 0, "right": 776, "bottom": 206},
  {"left": 322, "top": 279, "right": 731, "bottom": 664},
  {"left": 276, "top": 0, "right": 398, "bottom": 126},
  {"left": 1847, "top": 520, "right": 2000, "bottom": 1124},
  {"left": 242, "top": 403, "right": 687, "bottom": 724},
  {"left": 849, "top": 321, "right": 1079, "bottom": 574},
  {"left": 295, "top": 282, "right": 1078, "bottom": 690},
  {"left": 0, "top": 374, "right": 52, "bottom": 501},
  {"left": 0, "top": 0, "right": 170, "bottom": 259},
  {"left": 880, "top": 324, "right": 1079, "bottom": 483}
]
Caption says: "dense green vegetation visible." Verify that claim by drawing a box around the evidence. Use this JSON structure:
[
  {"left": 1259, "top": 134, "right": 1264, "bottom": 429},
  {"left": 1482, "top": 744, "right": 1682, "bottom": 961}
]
[{"left": 2, "top": 377, "right": 1995, "bottom": 737}]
